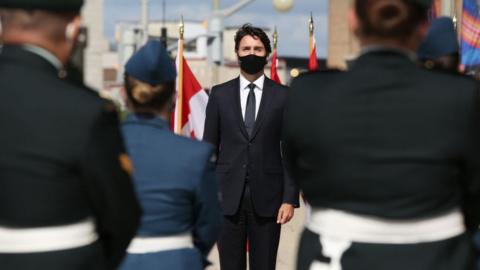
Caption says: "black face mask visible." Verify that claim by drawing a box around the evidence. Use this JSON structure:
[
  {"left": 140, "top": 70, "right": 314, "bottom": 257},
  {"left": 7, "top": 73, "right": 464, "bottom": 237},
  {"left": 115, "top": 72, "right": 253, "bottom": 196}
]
[{"left": 238, "top": 54, "right": 267, "bottom": 75}]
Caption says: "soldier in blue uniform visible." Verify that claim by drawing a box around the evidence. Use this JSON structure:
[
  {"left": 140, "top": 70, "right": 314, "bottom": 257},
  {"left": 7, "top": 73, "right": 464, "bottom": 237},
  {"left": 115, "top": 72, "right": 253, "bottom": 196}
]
[
  {"left": 417, "top": 17, "right": 460, "bottom": 73},
  {"left": 118, "top": 40, "right": 222, "bottom": 270}
]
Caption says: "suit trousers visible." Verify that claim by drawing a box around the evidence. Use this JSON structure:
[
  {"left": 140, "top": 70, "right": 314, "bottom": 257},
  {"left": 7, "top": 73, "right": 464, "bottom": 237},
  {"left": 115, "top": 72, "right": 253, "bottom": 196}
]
[{"left": 217, "top": 183, "right": 281, "bottom": 270}]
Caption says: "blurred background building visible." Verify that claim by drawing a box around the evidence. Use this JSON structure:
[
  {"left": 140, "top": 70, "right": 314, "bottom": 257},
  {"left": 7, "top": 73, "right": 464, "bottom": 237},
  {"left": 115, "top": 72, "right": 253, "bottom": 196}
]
[
  {"left": 326, "top": 0, "right": 462, "bottom": 70},
  {"left": 80, "top": 0, "right": 465, "bottom": 97},
  {"left": 82, "top": 0, "right": 109, "bottom": 90},
  {"left": 81, "top": 0, "right": 326, "bottom": 98}
]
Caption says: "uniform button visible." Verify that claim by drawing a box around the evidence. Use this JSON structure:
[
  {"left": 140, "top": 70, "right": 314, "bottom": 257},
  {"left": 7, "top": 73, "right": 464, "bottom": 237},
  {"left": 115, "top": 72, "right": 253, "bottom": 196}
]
[
  {"left": 242, "top": 164, "right": 247, "bottom": 168},
  {"left": 58, "top": 69, "right": 67, "bottom": 79},
  {"left": 248, "top": 143, "right": 252, "bottom": 146}
]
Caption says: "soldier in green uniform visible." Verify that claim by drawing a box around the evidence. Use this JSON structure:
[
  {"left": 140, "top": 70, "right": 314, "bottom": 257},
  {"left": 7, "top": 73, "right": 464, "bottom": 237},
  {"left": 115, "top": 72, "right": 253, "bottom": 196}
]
[{"left": 0, "top": 1, "right": 142, "bottom": 269}]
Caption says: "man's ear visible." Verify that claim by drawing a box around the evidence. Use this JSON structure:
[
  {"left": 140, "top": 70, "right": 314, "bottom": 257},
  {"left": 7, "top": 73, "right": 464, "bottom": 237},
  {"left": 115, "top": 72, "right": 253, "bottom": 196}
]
[
  {"left": 416, "top": 20, "right": 429, "bottom": 41},
  {"left": 412, "top": 20, "right": 429, "bottom": 50},
  {"left": 347, "top": 7, "right": 360, "bottom": 37},
  {"left": 65, "top": 16, "right": 81, "bottom": 42}
]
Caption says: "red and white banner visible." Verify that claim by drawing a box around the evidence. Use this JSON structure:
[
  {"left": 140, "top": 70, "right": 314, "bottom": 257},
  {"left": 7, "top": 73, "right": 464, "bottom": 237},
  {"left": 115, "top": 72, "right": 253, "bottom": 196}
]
[
  {"left": 270, "top": 49, "right": 282, "bottom": 84},
  {"left": 308, "top": 34, "right": 319, "bottom": 71}
]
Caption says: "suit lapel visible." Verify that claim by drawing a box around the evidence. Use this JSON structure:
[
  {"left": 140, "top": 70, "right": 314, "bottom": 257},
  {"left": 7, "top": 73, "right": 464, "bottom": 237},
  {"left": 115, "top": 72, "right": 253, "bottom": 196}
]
[
  {"left": 250, "top": 78, "right": 274, "bottom": 140},
  {"left": 232, "top": 77, "right": 249, "bottom": 139}
]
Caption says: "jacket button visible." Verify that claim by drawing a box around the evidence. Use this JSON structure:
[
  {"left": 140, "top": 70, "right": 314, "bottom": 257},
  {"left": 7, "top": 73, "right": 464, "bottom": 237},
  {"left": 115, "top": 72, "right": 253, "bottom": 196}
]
[{"left": 242, "top": 164, "right": 247, "bottom": 168}]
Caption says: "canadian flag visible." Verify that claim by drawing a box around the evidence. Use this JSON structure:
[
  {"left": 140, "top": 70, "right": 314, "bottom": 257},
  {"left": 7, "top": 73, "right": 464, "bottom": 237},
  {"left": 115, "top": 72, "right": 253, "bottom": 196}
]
[
  {"left": 308, "top": 34, "right": 319, "bottom": 71},
  {"left": 270, "top": 49, "right": 282, "bottom": 84},
  {"left": 172, "top": 46, "right": 208, "bottom": 140}
]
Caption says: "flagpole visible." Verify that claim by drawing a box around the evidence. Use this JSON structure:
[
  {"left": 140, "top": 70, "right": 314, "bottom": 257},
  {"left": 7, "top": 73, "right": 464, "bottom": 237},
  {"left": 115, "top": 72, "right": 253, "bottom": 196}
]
[
  {"left": 270, "top": 26, "right": 282, "bottom": 84},
  {"left": 175, "top": 16, "right": 185, "bottom": 135},
  {"left": 452, "top": 0, "right": 458, "bottom": 32},
  {"left": 309, "top": 13, "right": 314, "bottom": 53},
  {"left": 273, "top": 27, "right": 278, "bottom": 51}
]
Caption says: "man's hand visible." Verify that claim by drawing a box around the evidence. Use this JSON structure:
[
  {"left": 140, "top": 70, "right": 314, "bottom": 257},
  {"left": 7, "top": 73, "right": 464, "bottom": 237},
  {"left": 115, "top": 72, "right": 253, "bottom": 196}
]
[{"left": 276, "top": 203, "right": 294, "bottom": 225}]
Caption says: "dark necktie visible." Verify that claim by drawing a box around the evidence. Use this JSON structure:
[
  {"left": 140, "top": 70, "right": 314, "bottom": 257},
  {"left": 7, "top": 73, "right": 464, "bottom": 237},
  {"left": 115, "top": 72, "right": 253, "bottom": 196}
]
[{"left": 244, "top": 83, "right": 256, "bottom": 137}]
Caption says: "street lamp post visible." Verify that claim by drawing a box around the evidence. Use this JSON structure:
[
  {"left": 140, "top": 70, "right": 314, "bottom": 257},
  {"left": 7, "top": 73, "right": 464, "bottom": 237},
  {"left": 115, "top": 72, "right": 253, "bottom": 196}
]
[
  {"left": 207, "top": 0, "right": 294, "bottom": 65},
  {"left": 140, "top": 0, "right": 149, "bottom": 45},
  {"left": 207, "top": 0, "right": 255, "bottom": 65}
]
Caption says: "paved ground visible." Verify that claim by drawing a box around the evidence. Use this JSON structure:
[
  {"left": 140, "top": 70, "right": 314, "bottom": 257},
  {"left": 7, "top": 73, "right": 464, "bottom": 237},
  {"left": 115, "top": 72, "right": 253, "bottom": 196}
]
[{"left": 206, "top": 202, "right": 307, "bottom": 270}]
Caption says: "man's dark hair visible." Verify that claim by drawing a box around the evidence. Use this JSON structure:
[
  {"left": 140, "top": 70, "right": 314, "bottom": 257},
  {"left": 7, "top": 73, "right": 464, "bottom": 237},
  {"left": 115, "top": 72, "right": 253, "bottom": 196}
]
[
  {"left": 0, "top": 9, "right": 77, "bottom": 42},
  {"left": 234, "top": 23, "right": 272, "bottom": 56},
  {"left": 355, "top": 0, "right": 428, "bottom": 39}
]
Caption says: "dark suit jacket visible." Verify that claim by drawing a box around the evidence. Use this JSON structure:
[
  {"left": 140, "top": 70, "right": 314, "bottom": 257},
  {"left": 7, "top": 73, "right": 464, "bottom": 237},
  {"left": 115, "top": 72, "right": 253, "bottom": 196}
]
[
  {"left": 204, "top": 76, "right": 299, "bottom": 217},
  {"left": 285, "top": 50, "right": 480, "bottom": 229},
  {"left": 0, "top": 45, "right": 141, "bottom": 270}
]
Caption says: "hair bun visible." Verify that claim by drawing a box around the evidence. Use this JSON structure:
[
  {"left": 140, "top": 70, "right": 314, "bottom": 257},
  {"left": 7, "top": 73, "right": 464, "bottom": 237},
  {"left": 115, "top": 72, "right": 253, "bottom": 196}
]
[
  {"left": 132, "top": 83, "right": 154, "bottom": 104},
  {"left": 368, "top": 0, "right": 409, "bottom": 35},
  {"left": 124, "top": 75, "right": 175, "bottom": 112}
]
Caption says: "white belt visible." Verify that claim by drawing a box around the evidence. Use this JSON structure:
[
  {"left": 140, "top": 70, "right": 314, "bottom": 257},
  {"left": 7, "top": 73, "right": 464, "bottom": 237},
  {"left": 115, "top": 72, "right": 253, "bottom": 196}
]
[
  {"left": 0, "top": 218, "right": 98, "bottom": 253},
  {"left": 307, "top": 208, "right": 465, "bottom": 270},
  {"left": 127, "top": 233, "right": 194, "bottom": 254}
]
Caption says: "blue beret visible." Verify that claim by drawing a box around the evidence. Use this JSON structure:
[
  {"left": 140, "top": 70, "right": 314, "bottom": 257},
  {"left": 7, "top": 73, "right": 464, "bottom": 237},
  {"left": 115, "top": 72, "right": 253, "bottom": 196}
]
[
  {"left": 417, "top": 17, "right": 459, "bottom": 60},
  {"left": 0, "top": 0, "right": 84, "bottom": 11},
  {"left": 125, "top": 40, "right": 176, "bottom": 85}
]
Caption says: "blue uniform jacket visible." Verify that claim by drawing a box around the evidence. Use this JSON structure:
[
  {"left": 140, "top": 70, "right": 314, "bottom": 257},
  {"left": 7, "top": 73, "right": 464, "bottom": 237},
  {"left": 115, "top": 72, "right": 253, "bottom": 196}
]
[{"left": 120, "top": 114, "right": 221, "bottom": 268}]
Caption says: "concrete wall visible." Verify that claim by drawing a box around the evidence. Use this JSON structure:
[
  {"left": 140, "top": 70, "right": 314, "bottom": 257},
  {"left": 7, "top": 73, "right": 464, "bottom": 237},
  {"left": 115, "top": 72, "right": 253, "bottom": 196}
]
[
  {"left": 327, "top": 0, "right": 359, "bottom": 70},
  {"left": 82, "top": 0, "right": 109, "bottom": 91}
]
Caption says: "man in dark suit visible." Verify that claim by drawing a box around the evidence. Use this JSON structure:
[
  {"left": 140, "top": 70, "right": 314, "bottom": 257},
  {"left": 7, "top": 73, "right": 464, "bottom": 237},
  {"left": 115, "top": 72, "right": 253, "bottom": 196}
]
[
  {"left": 0, "top": 1, "right": 141, "bottom": 269},
  {"left": 203, "top": 24, "right": 299, "bottom": 270}
]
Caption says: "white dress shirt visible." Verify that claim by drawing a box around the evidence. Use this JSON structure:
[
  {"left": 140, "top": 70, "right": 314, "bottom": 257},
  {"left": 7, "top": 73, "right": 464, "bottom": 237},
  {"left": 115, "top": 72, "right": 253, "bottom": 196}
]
[{"left": 239, "top": 74, "right": 264, "bottom": 121}]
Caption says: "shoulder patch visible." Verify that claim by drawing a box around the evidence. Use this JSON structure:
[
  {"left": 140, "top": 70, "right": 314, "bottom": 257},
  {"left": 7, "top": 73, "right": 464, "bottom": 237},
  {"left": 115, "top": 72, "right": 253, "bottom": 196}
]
[{"left": 119, "top": 153, "right": 134, "bottom": 176}]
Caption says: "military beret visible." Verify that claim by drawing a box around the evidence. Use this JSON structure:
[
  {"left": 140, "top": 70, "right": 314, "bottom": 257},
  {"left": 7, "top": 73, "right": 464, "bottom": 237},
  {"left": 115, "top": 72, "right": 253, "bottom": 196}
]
[
  {"left": 125, "top": 40, "right": 176, "bottom": 85},
  {"left": 0, "top": 0, "right": 84, "bottom": 11},
  {"left": 417, "top": 17, "right": 459, "bottom": 60}
]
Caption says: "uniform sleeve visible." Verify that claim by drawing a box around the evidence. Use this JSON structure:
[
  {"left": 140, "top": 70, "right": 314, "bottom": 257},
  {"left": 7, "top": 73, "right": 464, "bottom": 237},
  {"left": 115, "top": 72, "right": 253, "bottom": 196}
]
[
  {"left": 203, "top": 87, "right": 220, "bottom": 154},
  {"left": 462, "top": 86, "right": 480, "bottom": 231},
  {"left": 281, "top": 141, "right": 300, "bottom": 207},
  {"left": 192, "top": 147, "right": 222, "bottom": 266},
  {"left": 80, "top": 103, "right": 142, "bottom": 270},
  {"left": 282, "top": 81, "right": 299, "bottom": 206},
  {"left": 281, "top": 88, "right": 300, "bottom": 207}
]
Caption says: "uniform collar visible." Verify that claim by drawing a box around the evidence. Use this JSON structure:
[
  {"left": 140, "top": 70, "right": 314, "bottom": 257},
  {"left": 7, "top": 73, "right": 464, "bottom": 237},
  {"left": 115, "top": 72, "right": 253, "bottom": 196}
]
[
  {"left": 360, "top": 45, "right": 417, "bottom": 62},
  {"left": 0, "top": 45, "right": 62, "bottom": 78},
  {"left": 22, "top": 44, "right": 63, "bottom": 71},
  {"left": 239, "top": 74, "right": 265, "bottom": 91}
]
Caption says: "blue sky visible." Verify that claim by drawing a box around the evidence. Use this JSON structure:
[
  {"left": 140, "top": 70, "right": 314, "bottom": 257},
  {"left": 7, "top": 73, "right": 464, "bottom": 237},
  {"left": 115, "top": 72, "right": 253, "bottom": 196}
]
[{"left": 104, "top": 0, "right": 329, "bottom": 58}]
